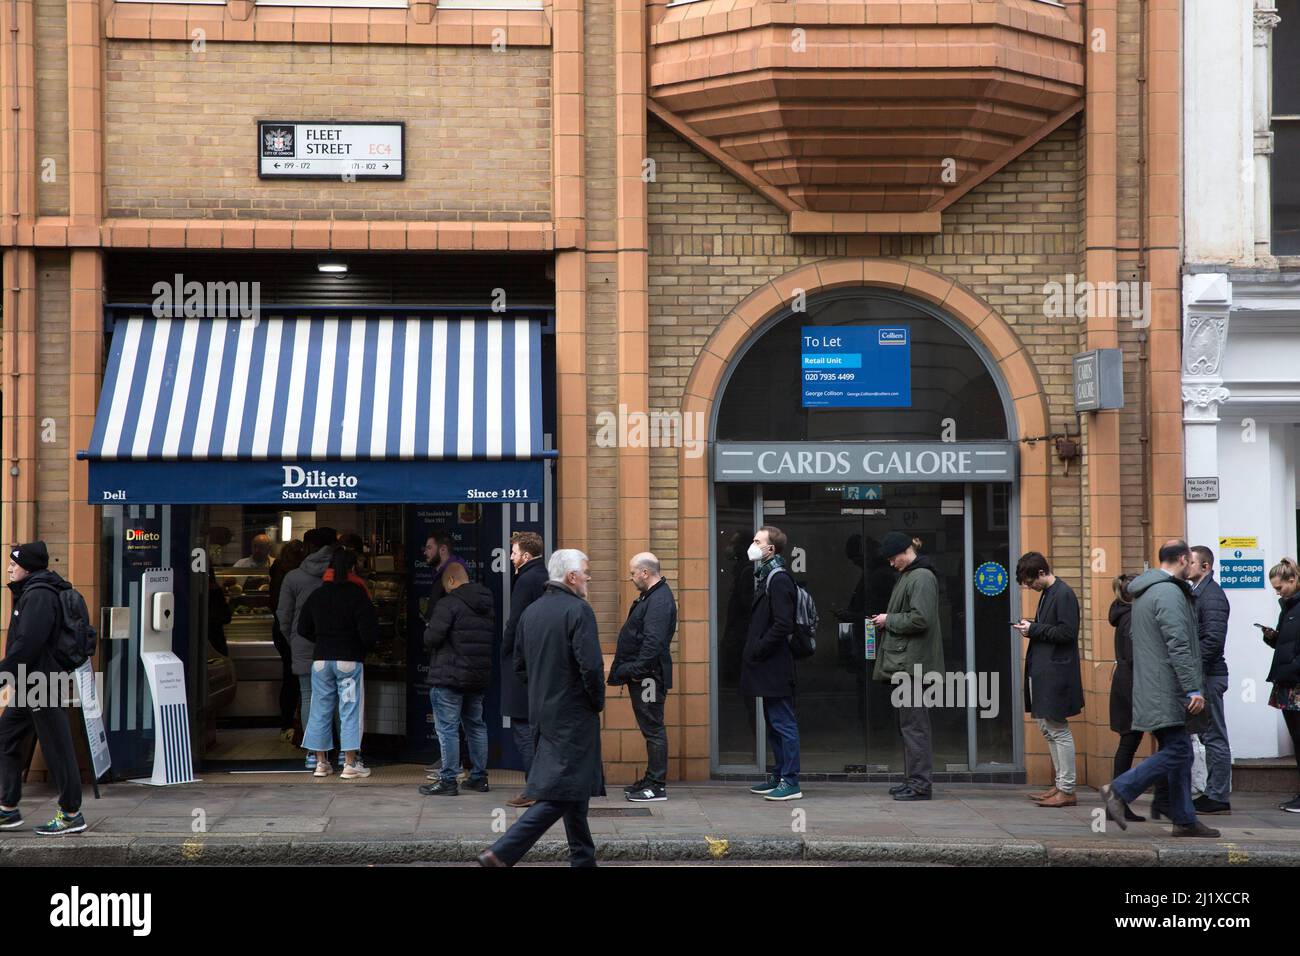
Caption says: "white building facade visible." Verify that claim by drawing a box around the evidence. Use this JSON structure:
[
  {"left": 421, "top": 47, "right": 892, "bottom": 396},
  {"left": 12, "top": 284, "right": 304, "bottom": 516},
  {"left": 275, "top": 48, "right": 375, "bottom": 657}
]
[{"left": 1184, "top": 0, "right": 1300, "bottom": 760}]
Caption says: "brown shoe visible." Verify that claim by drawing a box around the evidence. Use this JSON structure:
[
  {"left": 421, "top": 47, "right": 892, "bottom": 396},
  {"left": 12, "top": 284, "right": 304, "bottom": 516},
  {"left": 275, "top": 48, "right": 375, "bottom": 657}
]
[
  {"left": 1035, "top": 790, "right": 1077, "bottom": 808},
  {"left": 1028, "top": 786, "right": 1059, "bottom": 802},
  {"left": 477, "top": 849, "right": 508, "bottom": 867},
  {"left": 506, "top": 792, "right": 535, "bottom": 808}
]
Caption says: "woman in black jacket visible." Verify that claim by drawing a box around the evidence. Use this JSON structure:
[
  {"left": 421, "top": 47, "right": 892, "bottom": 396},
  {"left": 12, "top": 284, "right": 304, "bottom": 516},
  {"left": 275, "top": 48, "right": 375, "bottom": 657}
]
[
  {"left": 1107, "top": 574, "right": 1145, "bottom": 822},
  {"left": 299, "top": 548, "right": 378, "bottom": 780},
  {"left": 1265, "top": 558, "right": 1300, "bottom": 813}
]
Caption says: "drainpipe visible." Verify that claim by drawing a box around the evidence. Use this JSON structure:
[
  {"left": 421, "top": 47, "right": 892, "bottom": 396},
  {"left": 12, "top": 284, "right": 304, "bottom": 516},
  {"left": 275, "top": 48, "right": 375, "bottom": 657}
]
[{"left": 1137, "top": 0, "right": 1151, "bottom": 554}]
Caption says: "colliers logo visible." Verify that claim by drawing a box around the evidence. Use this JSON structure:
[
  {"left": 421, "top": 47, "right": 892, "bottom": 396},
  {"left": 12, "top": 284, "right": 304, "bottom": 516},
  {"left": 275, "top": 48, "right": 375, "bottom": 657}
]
[
  {"left": 877, "top": 328, "right": 908, "bottom": 346},
  {"left": 282, "top": 466, "right": 360, "bottom": 501}
]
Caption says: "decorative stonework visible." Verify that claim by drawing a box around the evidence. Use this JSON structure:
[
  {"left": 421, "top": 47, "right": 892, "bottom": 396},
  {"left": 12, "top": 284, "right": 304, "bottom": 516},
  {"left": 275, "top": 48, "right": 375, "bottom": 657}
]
[
  {"left": 1256, "top": 131, "right": 1275, "bottom": 156},
  {"left": 1182, "top": 273, "right": 1233, "bottom": 423},
  {"left": 1182, "top": 384, "right": 1232, "bottom": 422},
  {"left": 1184, "top": 314, "right": 1229, "bottom": 377},
  {"left": 1254, "top": 9, "right": 1281, "bottom": 46}
]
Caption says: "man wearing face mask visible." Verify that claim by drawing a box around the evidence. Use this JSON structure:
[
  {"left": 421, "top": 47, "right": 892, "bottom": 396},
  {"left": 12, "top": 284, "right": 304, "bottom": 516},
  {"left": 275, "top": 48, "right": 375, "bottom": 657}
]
[{"left": 740, "top": 526, "right": 802, "bottom": 801}]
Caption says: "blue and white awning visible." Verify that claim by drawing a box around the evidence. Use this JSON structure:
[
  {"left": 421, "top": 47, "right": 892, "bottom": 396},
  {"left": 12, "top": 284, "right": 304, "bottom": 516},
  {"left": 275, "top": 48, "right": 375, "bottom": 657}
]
[{"left": 82, "top": 315, "right": 549, "bottom": 505}]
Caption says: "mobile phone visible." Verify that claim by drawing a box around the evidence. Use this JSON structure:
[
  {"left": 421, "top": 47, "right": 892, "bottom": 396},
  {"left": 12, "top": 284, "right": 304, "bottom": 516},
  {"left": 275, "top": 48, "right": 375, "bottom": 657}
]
[{"left": 1254, "top": 623, "right": 1271, "bottom": 630}]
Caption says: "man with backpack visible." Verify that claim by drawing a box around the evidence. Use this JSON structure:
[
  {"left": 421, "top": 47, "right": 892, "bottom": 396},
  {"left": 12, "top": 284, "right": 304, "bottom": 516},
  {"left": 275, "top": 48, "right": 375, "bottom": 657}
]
[
  {"left": 0, "top": 542, "right": 87, "bottom": 834},
  {"left": 871, "top": 532, "right": 942, "bottom": 802},
  {"left": 741, "top": 526, "right": 803, "bottom": 801}
]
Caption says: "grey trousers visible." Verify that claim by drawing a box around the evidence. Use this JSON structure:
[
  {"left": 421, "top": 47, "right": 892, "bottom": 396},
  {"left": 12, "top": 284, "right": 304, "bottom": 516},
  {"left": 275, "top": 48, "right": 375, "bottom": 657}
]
[
  {"left": 896, "top": 703, "right": 933, "bottom": 794},
  {"left": 1196, "top": 673, "right": 1233, "bottom": 803},
  {"left": 1037, "top": 718, "right": 1077, "bottom": 793}
]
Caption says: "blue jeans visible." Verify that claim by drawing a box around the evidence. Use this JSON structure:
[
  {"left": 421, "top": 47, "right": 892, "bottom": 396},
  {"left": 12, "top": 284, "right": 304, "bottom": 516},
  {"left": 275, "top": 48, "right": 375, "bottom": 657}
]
[
  {"left": 302, "top": 661, "right": 364, "bottom": 753},
  {"left": 1199, "top": 674, "right": 1233, "bottom": 803},
  {"left": 512, "top": 719, "right": 535, "bottom": 776},
  {"left": 762, "top": 696, "right": 800, "bottom": 786},
  {"left": 1112, "top": 726, "right": 1196, "bottom": 825},
  {"left": 298, "top": 673, "right": 341, "bottom": 748},
  {"left": 430, "top": 686, "right": 488, "bottom": 782}
]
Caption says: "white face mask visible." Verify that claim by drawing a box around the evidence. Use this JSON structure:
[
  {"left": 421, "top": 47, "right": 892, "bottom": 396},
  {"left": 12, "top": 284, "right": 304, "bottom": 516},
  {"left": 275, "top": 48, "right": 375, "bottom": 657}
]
[{"left": 747, "top": 543, "right": 765, "bottom": 562}]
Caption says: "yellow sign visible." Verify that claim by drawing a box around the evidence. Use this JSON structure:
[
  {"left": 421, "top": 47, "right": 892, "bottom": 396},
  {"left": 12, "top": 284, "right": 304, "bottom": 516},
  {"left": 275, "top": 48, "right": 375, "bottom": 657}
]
[{"left": 1219, "top": 536, "right": 1258, "bottom": 549}]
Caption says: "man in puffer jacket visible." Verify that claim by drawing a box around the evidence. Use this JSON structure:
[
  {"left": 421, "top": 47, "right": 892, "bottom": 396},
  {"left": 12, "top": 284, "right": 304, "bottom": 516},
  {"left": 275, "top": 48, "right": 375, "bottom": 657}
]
[
  {"left": 420, "top": 563, "right": 496, "bottom": 797},
  {"left": 276, "top": 527, "right": 337, "bottom": 769},
  {"left": 1189, "top": 545, "right": 1232, "bottom": 814}
]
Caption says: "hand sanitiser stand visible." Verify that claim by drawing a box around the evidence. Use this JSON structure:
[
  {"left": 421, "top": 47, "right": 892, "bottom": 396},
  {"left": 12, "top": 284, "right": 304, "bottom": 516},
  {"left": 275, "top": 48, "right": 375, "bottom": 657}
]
[{"left": 134, "top": 568, "right": 198, "bottom": 786}]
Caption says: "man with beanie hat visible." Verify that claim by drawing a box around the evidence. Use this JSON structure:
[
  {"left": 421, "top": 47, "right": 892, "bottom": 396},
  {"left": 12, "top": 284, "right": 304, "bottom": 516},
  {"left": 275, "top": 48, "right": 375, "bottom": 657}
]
[
  {"left": 0, "top": 542, "right": 86, "bottom": 834},
  {"left": 870, "top": 532, "right": 943, "bottom": 801}
]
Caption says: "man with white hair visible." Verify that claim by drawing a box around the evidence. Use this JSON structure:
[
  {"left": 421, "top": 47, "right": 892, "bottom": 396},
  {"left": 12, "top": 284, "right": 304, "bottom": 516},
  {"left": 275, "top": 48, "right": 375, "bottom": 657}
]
[
  {"left": 609, "top": 551, "right": 676, "bottom": 802},
  {"left": 479, "top": 549, "right": 606, "bottom": 867}
]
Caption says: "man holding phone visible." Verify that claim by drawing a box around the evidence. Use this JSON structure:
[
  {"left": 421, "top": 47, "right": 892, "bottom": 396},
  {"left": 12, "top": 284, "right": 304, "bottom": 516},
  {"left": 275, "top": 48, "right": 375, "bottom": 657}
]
[
  {"left": 1101, "top": 540, "right": 1219, "bottom": 837},
  {"left": 1188, "top": 545, "right": 1232, "bottom": 814},
  {"left": 1013, "top": 552, "right": 1082, "bottom": 808}
]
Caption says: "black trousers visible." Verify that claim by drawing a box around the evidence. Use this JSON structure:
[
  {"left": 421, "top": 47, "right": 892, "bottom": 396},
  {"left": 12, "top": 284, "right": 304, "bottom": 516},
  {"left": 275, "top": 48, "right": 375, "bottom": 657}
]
[
  {"left": 1284, "top": 710, "right": 1300, "bottom": 775},
  {"left": 1113, "top": 730, "right": 1144, "bottom": 778},
  {"left": 628, "top": 678, "right": 668, "bottom": 786},
  {"left": 271, "top": 621, "right": 298, "bottom": 731},
  {"left": 0, "top": 703, "right": 82, "bottom": 814},
  {"left": 489, "top": 799, "right": 595, "bottom": 867}
]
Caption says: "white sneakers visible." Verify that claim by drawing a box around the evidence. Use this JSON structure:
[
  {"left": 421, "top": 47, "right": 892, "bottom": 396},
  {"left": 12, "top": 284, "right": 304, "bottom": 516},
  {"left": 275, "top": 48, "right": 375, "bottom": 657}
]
[
  {"left": 314, "top": 759, "right": 333, "bottom": 778},
  {"left": 340, "top": 760, "right": 371, "bottom": 780}
]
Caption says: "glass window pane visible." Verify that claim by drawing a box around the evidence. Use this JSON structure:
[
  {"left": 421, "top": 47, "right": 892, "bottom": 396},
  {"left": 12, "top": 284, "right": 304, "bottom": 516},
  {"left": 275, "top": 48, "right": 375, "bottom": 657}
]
[
  {"left": 972, "top": 485, "right": 1015, "bottom": 767},
  {"left": 715, "top": 484, "right": 757, "bottom": 768},
  {"left": 1275, "top": 0, "right": 1300, "bottom": 115},
  {"left": 1273, "top": 124, "right": 1300, "bottom": 255}
]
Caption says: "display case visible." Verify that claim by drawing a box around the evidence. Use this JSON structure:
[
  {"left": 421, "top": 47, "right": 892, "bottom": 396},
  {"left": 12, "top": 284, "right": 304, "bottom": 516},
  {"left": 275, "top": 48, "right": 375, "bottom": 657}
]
[
  {"left": 213, "top": 565, "right": 281, "bottom": 717},
  {"left": 361, "top": 569, "right": 406, "bottom": 680}
]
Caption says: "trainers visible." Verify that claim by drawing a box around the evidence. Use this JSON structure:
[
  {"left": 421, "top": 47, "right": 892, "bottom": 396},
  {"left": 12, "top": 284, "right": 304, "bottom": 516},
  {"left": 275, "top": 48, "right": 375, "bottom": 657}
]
[
  {"left": 340, "top": 760, "right": 371, "bottom": 780},
  {"left": 305, "top": 753, "right": 318, "bottom": 771},
  {"left": 749, "top": 773, "right": 780, "bottom": 795},
  {"left": 314, "top": 759, "right": 334, "bottom": 778},
  {"left": 1281, "top": 794, "right": 1300, "bottom": 813},
  {"left": 0, "top": 808, "right": 22, "bottom": 830},
  {"left": 627, "top": 783, "right": 667, "bottom": 802},
  {"left": 419, "top": 779, "right": 459, "bottom": 797},
  {"left": 461, "top": 776, "right": 490, "bottom": 793},
  {"left": 623, "top": 777, "right": 647, "bottom": 795},
  {"left": 764, "top": 779, "right": 802, "bottom": 801},
  {"left": 35, "top": 810, "right": 86, "bottom": 835}
]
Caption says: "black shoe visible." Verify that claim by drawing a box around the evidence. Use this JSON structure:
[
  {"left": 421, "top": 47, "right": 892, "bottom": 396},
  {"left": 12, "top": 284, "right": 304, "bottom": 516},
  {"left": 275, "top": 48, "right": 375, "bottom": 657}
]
[
  {"left": 1106, "top": 806, "right": 1147, "bottom": 824},
  {"left": 1149, "top": 803, "right": 1170, "bottom": 821},
  {"left": 477, "top": 849, "right": 507, "bottom": 867},
  {"left": 1193, "top": 796, "right": 1231, "bottom": 815},
  {"left": 1280, "top": 794, "right": 1300, "bottom": 813},
  {"left": 892, "top": 787, "right": 931, "bottom": 801},
  {"left": 419, "top": 779, "right": 459, "bottom": 796},
  {"left": 461, "top": 776, "right": 490, "bottom": 793},
  {"left": 1172, "top": 820, "right": 1221, "bottom": 838},
  {"left": 623, "top": 777, "right": 647, "bottom": 795},
  {"left": 627, "top": 783, "right": 667, "bottom": 802},
  {"left": 1099, "top": 784, "right": 1130, "bottom": 831},
  {"left": 888, "top": 783, "right": 908, "bottom": 795}
]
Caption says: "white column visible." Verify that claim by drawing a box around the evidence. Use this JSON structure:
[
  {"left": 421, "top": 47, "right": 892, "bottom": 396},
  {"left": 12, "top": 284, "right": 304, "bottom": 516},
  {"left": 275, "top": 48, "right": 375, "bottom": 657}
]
[
  {"left": 1182, "top": 273, "right": 1233, "bottom": 547},
  {"left": 1254, "top": 3, "right": 1281, "bottom": 263}
]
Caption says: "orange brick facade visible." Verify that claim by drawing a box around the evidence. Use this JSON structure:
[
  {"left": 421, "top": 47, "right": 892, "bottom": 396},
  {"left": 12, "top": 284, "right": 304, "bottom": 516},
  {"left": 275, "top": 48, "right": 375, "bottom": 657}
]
[{"left": 1, "top": 0, "right": 1183, "bottom": 787}]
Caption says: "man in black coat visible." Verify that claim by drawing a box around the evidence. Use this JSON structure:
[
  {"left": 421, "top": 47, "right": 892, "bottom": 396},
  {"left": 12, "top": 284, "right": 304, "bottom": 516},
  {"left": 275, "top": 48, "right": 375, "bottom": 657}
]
[
  {"left": 501, "top": 531, "right": 548, "bottom": 808},
  {"left": 0, "top": 542, "right": 85, "bottom": 835},
  {"left": 1014, "top": 551, "right": 1083, "bottom": 809},
  {"left": 479, "top": 549, "right": 605, "bottom": 867},
  {"left": 609, "top": 552, "right": 676, "bottom": 802},
  {"left": 740, "top": 526, "right": 802, "bottom": 802},
  {"left": 419, "top": 563, "right": 496, "bottom": 796},
  {"left": 1189, "top": 545, "right": 1232, "bottom": 813}
]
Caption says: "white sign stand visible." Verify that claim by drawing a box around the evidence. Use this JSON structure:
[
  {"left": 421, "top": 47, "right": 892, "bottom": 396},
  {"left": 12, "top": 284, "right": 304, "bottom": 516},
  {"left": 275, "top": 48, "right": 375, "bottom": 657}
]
[{"left": 133, "top": 568, "right": 199, "bottom": 786}]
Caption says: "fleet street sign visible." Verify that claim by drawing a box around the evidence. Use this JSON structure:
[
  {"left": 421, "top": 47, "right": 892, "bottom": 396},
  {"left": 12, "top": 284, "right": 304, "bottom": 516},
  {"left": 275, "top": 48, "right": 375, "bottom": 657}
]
[
  {"left": 258, "top": 121, "right": 405, "bottom": 180},
  {"left": 714, "top": 441, "right": 1017, "bottom": 483}
]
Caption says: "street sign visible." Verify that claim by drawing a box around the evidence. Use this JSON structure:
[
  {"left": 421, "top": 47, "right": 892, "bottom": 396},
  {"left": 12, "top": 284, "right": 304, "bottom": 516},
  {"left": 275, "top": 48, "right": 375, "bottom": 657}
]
[
  {"left": 258, "top": 121, "right": 405, "bottom": 180},
  {"left": 1218, "top": 536, "right": 1258, "bottom": 549},
  {"left": 1219, "top": 547, "right": 1266, "bottom": 589},
  {"left": 1185, "top": 477, "right": 1220, "bottom": 501}
]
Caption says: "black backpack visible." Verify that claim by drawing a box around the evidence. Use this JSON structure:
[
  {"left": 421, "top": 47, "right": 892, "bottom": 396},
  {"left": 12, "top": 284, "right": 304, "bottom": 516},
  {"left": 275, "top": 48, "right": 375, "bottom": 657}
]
[
  {"left": 767, "top": 567, "right": 819, "bottom": 660},
  {"left": 27, "top": 582, "right": 98, "bottom": 672}
]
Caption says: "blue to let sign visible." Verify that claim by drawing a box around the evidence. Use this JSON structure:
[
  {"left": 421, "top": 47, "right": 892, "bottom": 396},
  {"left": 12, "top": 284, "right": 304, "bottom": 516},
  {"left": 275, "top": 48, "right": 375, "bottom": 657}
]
[{"left": 801, "top": 326, "right": 911, "bottom": 408}]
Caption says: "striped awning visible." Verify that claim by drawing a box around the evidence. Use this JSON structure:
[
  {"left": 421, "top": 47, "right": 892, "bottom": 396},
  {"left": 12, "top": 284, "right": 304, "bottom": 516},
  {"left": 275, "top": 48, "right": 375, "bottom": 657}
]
[
  {"left": 81, "top": 314, "right": 549, "bottom": 505},
  {"left": 87, "top": 315, "right": 543, "bottom": 461}
]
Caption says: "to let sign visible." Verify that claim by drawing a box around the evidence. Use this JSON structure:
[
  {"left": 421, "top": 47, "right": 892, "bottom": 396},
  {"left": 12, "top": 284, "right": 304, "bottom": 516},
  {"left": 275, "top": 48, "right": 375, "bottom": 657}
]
[{"left": 258, "top": 121, "right": 404, "bottom": 180}]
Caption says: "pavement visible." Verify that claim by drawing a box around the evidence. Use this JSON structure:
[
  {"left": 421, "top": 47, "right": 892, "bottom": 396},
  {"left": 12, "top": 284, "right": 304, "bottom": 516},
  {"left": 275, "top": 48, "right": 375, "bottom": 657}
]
[{"left": 3, "top": 773, "right": 1299, "bottom": 866}]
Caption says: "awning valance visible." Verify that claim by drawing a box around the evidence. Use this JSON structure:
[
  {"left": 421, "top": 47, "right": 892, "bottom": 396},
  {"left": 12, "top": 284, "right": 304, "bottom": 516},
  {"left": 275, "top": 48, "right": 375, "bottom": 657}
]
[{"left": 82, "top": 314, "right": 549, "bottom": 504}]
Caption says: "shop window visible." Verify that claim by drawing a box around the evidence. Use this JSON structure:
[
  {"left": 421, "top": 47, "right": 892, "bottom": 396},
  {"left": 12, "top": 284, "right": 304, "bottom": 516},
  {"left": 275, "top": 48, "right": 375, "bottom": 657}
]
[
  {"left": 714, "top": 290, "right": 1010, "bottom": 444},
  {"left": 1273, "top": 0, "right": 1300, "bottom": 254}
]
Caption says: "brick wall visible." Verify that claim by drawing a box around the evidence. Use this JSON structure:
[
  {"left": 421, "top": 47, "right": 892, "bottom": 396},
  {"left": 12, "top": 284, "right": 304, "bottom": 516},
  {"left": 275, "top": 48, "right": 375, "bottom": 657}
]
[
  {"left": 36, "top": 0, "right": 69, "bottom": 217},
  {"left": 36, "top": 253, "right": 70, "bottom": 567},
  {"left": 103, "top": 41, "right": 551, "bottom": 221}
]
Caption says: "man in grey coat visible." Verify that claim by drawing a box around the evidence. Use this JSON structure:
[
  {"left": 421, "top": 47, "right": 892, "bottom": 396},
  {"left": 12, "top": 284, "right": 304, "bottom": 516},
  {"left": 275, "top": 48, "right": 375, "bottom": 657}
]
[
  {"left": 478, "top": 549, "right": 605, "bottom": 867},
  {"left": 1101, "top": 540, "right": 1220, "bottom": 837},
  {"left": 275, "top": 527, "right": 337, "bottom": 767}
]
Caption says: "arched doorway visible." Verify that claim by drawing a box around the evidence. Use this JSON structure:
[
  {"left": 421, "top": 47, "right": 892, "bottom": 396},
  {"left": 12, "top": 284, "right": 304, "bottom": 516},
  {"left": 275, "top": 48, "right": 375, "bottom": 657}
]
[{"left": 707, "top": 283, "right": 1029, "bottom": 779}]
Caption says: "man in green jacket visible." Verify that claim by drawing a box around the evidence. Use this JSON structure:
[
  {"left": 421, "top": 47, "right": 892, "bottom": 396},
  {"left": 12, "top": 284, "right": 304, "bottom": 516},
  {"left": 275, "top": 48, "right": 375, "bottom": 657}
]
[
  {"left": 1101, "top": 540, "right": 1220, "bottom": 838},
  {"left": 870, "top": 532, "right": 943, "bottom": 801}
]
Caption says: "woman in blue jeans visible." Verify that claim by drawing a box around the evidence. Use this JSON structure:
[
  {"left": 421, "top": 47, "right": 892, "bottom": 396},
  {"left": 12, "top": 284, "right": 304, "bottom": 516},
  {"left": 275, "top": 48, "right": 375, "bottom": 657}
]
[{"left": 299, "top": 548, "right": 378, "bottom": 780}]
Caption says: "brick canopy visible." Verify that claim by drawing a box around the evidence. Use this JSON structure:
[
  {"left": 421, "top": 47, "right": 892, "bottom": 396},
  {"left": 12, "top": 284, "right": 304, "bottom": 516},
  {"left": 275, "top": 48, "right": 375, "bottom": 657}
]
[{"left": 649, "top": 0, "right": 1085, "bottom": 220}]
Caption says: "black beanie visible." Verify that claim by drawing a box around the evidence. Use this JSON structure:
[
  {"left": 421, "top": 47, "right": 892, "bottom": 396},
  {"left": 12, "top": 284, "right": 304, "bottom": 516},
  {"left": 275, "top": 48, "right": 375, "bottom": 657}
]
[
  {"left": 878, "top": 532, "right": 913, "bottom": 560},
  {"left": 10, "top": 541, "right": 49, "bottom": 572}
]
